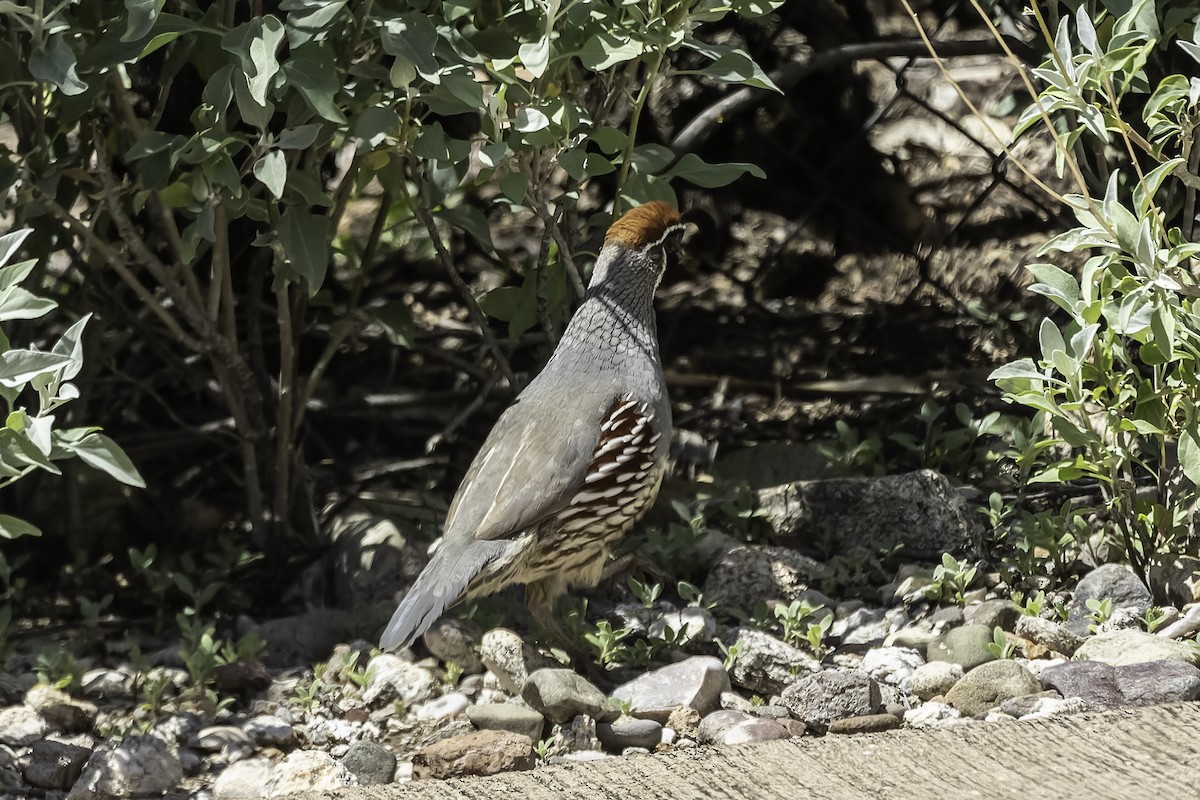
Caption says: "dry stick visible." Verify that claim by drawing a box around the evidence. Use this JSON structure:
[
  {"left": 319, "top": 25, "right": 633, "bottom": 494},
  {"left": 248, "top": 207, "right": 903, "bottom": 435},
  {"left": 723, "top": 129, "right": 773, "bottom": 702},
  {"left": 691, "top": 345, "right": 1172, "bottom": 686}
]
[
  {"left": 274, "top": 281, "right": 296, "bottom": 534},
  {"left": 671, "top": 38, "right": 1035, "bottom": 155},
  {"left": 412, "top": 172, "right": 518, "bottom": 391}
]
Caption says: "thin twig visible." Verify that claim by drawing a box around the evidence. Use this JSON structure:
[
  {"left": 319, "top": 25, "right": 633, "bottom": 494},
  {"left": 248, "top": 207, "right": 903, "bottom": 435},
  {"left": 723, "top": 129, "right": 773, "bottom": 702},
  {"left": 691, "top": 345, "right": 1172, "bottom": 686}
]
[{"left": 410, "top": 169, "right": 517, "bottom": 390}]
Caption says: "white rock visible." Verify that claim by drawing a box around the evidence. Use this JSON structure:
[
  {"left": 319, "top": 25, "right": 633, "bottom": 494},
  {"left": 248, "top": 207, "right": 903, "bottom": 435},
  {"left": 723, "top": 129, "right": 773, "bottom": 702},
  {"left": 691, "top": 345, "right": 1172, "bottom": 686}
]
[
  {"left": 1020, "top": 696, "right": 1088, "bottom": 720},
  {"left": 0, "top": 705, "right": 48, "bottom": 746},
  {"left": 264, "top": 751, "right": 355, "bottom": 797},
  {"left": 903, "top": 702, "right": 963, "bottom": 728},
  {"left": 244, "top": 715, "right": 296, "bottom": 748},
  {"left": 361, "top": 654, "right": 436, "bottom": 707},
  {"left": 861, "top": 647, "right": 924, "bottom": 690},
  {"left": 908, "top": 661, "right": 963, "bottom": 701},
  {"left": 212, "top": 758, "right": 273, "bottom": 800},
  {"left": 1158, "top": 603, "right": 1200, "bottom": 640},
  {"left": 1020, "top": 657, "right": 1067, "bottom": 681},
  {"left": 648, "top": 608, "right": 717, "bottom": 645},
  {"left": 413, "top": 692, "right": 470, "bottom": 720},
  {"left": 66, "top": 735, "right": 182, "bottom": 799},
  {"left": 611, "top": 657, "right": 730, "bottom": 723}
]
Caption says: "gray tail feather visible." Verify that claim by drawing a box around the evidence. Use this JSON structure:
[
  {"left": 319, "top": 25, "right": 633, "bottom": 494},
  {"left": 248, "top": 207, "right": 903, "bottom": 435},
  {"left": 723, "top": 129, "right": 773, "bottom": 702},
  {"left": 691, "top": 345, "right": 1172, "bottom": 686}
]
[{"left": 379, "top": 540, "right": 508, "bottom": 651}]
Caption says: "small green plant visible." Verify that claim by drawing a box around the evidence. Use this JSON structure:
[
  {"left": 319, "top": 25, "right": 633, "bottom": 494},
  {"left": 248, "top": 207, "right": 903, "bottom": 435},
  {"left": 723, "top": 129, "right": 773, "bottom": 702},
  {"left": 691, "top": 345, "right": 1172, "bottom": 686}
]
[
  {"left": 984, "top": 626, "right": 1017, "bottom": 660},
  {"left": 439, "top": 661, "right": 463, "bottom": 687},
  {"left": 927, "top": 554, "right": 979, "bottom": 605},
  {"left": 772, "top": 600, "right": 825, "bottom": 649},
  {"left": 803, "top": 614, "right": 834, "bottom": 660},
  {"left": 1086, "top": 598, "right": 1114, "bottom": 633},
  {"left": 1013, "top": 589, "right": 1047, "bottom": 617},
  {"left": 628, "top": 576, "right": 663, "bottom": 609},
  {"left": 677, "top": 580, "right": 717, "bottom": 611},
  {"left": 34, "top": 648, "right": 83, "bottom": 690},
  {"left": 583, "top": 620, "right": 633, "bottom": 666},
  {"left": 816, "top": 420, "right": 887, "bottom": 477},
  {"left": 1143, "top": 607, "right": 1170, "bottom": 633},
  {"left": 749, "top": 694, "right": 766, "bottom": 707},
  {"left": 533, "top": 737, "right": 556, "bottom": 761},
  {"left": 717, "top": 638, "right": 744, "bottom": 672},
  {"left": 290, "top": 676, "right": 325, "bottom": 712}
]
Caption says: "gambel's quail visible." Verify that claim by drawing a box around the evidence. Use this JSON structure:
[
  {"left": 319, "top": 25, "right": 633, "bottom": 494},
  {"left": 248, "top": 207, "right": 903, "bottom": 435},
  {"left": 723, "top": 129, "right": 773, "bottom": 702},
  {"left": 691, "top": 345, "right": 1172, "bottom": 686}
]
[{"left": 380, "top": 201, "right": 683, "bottom": 652}]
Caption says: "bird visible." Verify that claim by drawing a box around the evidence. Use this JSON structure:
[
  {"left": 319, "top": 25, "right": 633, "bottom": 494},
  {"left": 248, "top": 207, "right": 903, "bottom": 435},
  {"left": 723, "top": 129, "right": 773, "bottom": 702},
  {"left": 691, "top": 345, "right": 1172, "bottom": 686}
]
[{"left": 380, "top": 201, "right": 684, "bottom": 653}]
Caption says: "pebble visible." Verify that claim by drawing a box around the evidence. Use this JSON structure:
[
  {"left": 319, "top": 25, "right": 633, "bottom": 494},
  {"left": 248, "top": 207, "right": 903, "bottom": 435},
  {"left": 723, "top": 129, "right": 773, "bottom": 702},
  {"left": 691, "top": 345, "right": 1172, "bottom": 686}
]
[
  {"left": 827, "top": 713, "right": 901, "bottom": 735},
  {"left": 903, "top": 701, "right": 963, "bottom": 728},
  {"left": 1065, "top": 564, "right": 1152, "bottom": 636},
  {"left": 25, "top": 686, "right": 98, "bottom": 734},
  {"left": 23, "top": 740, "right": 92, "bottom": 790},
  {"left": 410, "top": 730, "right": 534, "bottom": 779},
  {"left": 67, "top": 734, "right": 183, "bottom": 799},
  {"left": 465, "top": 703, "right": 546, "bottom": 742},
  {"left": 264, "top": 750, "right": 355, "bottom": 795},
  {"left": 413, "top": 692, "right": 470, "bottom": 720},
  {"left": 963, "top": 599, "right": 1019, "bottom": 632},
  {"left": 1014, "top": 615, "right": 1083, "bottom": 656},
  {"left": 341, "top": 740, "right": 396, "bottom": 785},
  {"left": 479, "top": 628, "right": 555, "bottom": 695},
  {"left": 718, "top": 718, "right": 792, "bottom": 745},
  {"left": 722, "top": 628, "right": 820, "bottom": 696},
  {"left": 243, "top": 715, "right": 297, "bottom": 748},
  {"left": 944, "top": 660, "right": 1041, "bottom": 717},
  {"left": 361, "top": 654, "right": 436, "bottom": 707},
  {"left": 648, "top": 607, "right": 717, "bottom": 647},
  {"left": 908, "top": 660, "right": 963, "bottom": 701},
  {"left": 779, "top": 668, "right": 881, "bottom": 732},
  {"left": 1074, "top": 629, "right": 1200, "bottom": 667},
  {"left": 927, "top": 624, "right": 996, "bottom": 671},
  {"left": 0, "top": 705, "right": 48, "bottom": 746},
  {"left": 596, "top": 716, "right": 664, "bottom": 751},
  {"left": 697, "top": 710, "right": 753, "bottom": 744},
  {"left": 212, "top": 758, "right": 273, "bottom": 800},
  {"left": 861, "top": 646, "right": 924, "bottom": 689},
  {"left": 422, "top": 618, "right": 485, "bottom": 674}
]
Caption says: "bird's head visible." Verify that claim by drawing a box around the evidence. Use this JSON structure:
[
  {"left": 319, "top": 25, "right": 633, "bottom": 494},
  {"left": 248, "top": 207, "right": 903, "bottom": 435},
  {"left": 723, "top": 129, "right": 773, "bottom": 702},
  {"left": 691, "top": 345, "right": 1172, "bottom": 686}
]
[{"left": 592, "top": 201, "right": 686, "bottom": 289}]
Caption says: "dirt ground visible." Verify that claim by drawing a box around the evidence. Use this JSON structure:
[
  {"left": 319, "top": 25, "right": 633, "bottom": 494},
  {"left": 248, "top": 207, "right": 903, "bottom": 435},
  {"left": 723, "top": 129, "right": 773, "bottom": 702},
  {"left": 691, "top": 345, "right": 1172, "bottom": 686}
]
[{"left": 312, "top": 702, "right": 1200, "bottom": 800}]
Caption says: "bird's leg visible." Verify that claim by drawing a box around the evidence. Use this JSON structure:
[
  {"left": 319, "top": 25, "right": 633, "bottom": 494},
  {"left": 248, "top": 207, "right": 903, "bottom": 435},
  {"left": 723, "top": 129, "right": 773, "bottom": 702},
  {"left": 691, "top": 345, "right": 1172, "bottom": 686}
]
[{"left": 525, "top": 580, "right": 612, "bottom": 687}]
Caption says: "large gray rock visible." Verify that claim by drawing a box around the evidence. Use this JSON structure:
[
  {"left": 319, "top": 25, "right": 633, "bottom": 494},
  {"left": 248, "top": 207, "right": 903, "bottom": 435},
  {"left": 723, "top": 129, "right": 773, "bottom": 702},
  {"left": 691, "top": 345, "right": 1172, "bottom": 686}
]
[
  {"left": 756, "top": 470, "right": 982, "bottom": 558},
  {"left": 928, "top": 624, "right": 996, "bottom": 671},
  {"left": 522, "top": 670, "right": 618, "bottom": 725},
  {"left": 466, "top": 703, "right": 546, "bottom": 742},
  {"left": 23, "top": 740, "right": 91, "bottom": 790},
  {"left": 779, "top": 669, "right": 881, "bottom": 732},
  {"left": 67, "top": 735, "right": 183, "bottom": 799},
  {"left": 1074, "top": 629, "right": 1200, "bottom": 667},
  {"left": 611, "top": 657, "right": 729, "bottom": 723},
  {"left": 722, "top": 628, "right": 820, "bottom": 696},
  {"left": 1040, "top": 661, "right": 1120, "bottom": 710},
  {"left": 341, "top": 741, "right": 396, "bottom": 785},
  {"left": 944, "top": 660, "right": 1041, "bottom": 717},
  {"left": 1066, "top": 565, "right": 1153, "bottom": 636},
  {"left": 1114, "top": 661, "right": 1200, "bottom": 707},
  {"left": 704, "top": 545, "right": 822, "bottom": 605}
]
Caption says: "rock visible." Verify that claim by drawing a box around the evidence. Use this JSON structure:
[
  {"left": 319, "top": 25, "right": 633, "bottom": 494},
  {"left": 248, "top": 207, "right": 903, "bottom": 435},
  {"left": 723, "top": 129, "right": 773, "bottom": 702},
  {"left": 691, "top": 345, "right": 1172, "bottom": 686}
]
[
  {"left": 779, "top": 669, "right": 881, "bottom": 732},
  {"left": 963, "top": 599, "right": 1019, "bottom": 632},
  {"left": 881, "top": 565, "right": 937, "bottom": 606},
  {"left": 861, "top": 647, "right": 924, "bottom": 689},
  {"left": 552, "top": 714, "right": 601, "bottom": 753},
  {"left": 24, "top": 740, "right": 92, "bottom": 790},
  {"left": 466, "top": 703, "right": 546, "bottom": 742},
  {"left": 611, "top": 657, "right": 730, "bottom": 723},
  {"left": 361, "top": 653, "right": 436, "bottom": 707},
  {"left": 25, "top": 686, "right": 97, "bottom": 734},
  {"left": 831, "top": 607, "right": 901, "bottom": 645},
  {"left": 243, "top": 715, "right": 297, "bottom": 748},
  {"left": 909, "top": 661, "right": 964, "bottom": 701},
  {"left": 212, "top": 758, "right": 273, "bottom": 800},
  {"left": 756, "top": 470, "right": 982, "bottom": 558},
  {"left": 648, "top": 608, "right": 717, "bottom": 647},
  {"left": 1065, "top": 564, "right": 1153, "bottom": 636},
  {"left": 522, "top": 669, "right": 618, "bottom": 725},
  {"left": 193, "top": 726, "right": 254, "bottom": 760},
  {"left": 928, "top": 624, "right": 996, "bottom": 671},
  {"left": 1040, "top": 661, "right": 1119, "bottom": 710},
  {"left": 0, "top": 673, "right": 34, "bottom": 705},
  {"left": 479, "top": 628, "right": 555, "bottom": 695},
  {"left": 1114, "top": 661, "right": 1200, "bottom": 707},
  {"left": 410, "top": 730, "right": 535, "bottom": 779},
  {"left": 341, "top": 741, "right": 396, "bottom": 785},
  {"left": 666, "top": 707, "right": 701, "bottom": 741},
  {"left": 264, "top": 750, "right": 355, "bottom": 796},
  {"left": 213, "top": 660, "right": 271, "bottom": 694},
  {"left": 903, "top": 702, "right": 963, "bottom": 728},
  {"left": 255, "top": 608, "right": 354, "bottom": 668},
  {"left": 722, "top": 628, "right": 820, "bottom": 696},
  {"left": 886, "top": 625, "right": 938, "bottom": 655},
  {"left": 1157, "top": 604, "right": 1200, "bottom": 640},
  {"left": 718, "top": 718, "right": 792, "bottom": 745},
  {"left": 1015, "top": 615, "right": 1083, "bottom": 656},
  {"left": 67, "top": 735, "right": 182, "bottom": 799},
  {"left": 827, "top": 714, "right": 901, "bottom": 735},
  {"left": 1095, "top": 607, "right": 1141, "bottom": 633},
  {"left": 1148, "top": 555, "right": 1200, "bottom": 606},
  {"left": 704, "top": 545, "right": 823, "bottom": 604},
  {"left": 422, "top": 618, "right": 484, "bottom": 674},
  {"left": 1020, "top": 696, "right": 1088, "bottom": 719},
  {"left": 1074, "top": 629, "right": 1200, "bottom": 667},
  {"left": 413, "top": 692, "right": 470, "bottom": 720},
  {"left": 0, "top": 705, "right": 48, "bottom": 746},
  {"left": 944, "top": 660, "right": 1042, "bottom": 717},
  {"left": 697, "top": 710, "right": 753, "bottom": 744},
  {"left": 998, "top": 691, "right": 1062, "bottom": 717},
  {"left": 596, "top": 716, "right": 664, "bottom": 751},
  {"left": 80, "top": 669, "right": 133, "bottom": 700}
]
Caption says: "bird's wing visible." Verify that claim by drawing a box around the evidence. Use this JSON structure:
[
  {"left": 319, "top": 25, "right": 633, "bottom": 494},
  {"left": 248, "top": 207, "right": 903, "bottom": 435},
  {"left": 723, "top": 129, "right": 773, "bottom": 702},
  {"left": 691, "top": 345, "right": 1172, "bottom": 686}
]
[{"left": 442, "top": 394, "right": 610, "bottom": 543}]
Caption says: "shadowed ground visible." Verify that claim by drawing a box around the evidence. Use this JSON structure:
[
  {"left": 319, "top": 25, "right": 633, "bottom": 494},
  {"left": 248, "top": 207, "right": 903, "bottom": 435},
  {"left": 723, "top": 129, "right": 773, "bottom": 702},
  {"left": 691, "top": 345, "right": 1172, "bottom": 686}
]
[{"left": 309, "top": 702, "right": 1199, "bottom": 800}]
